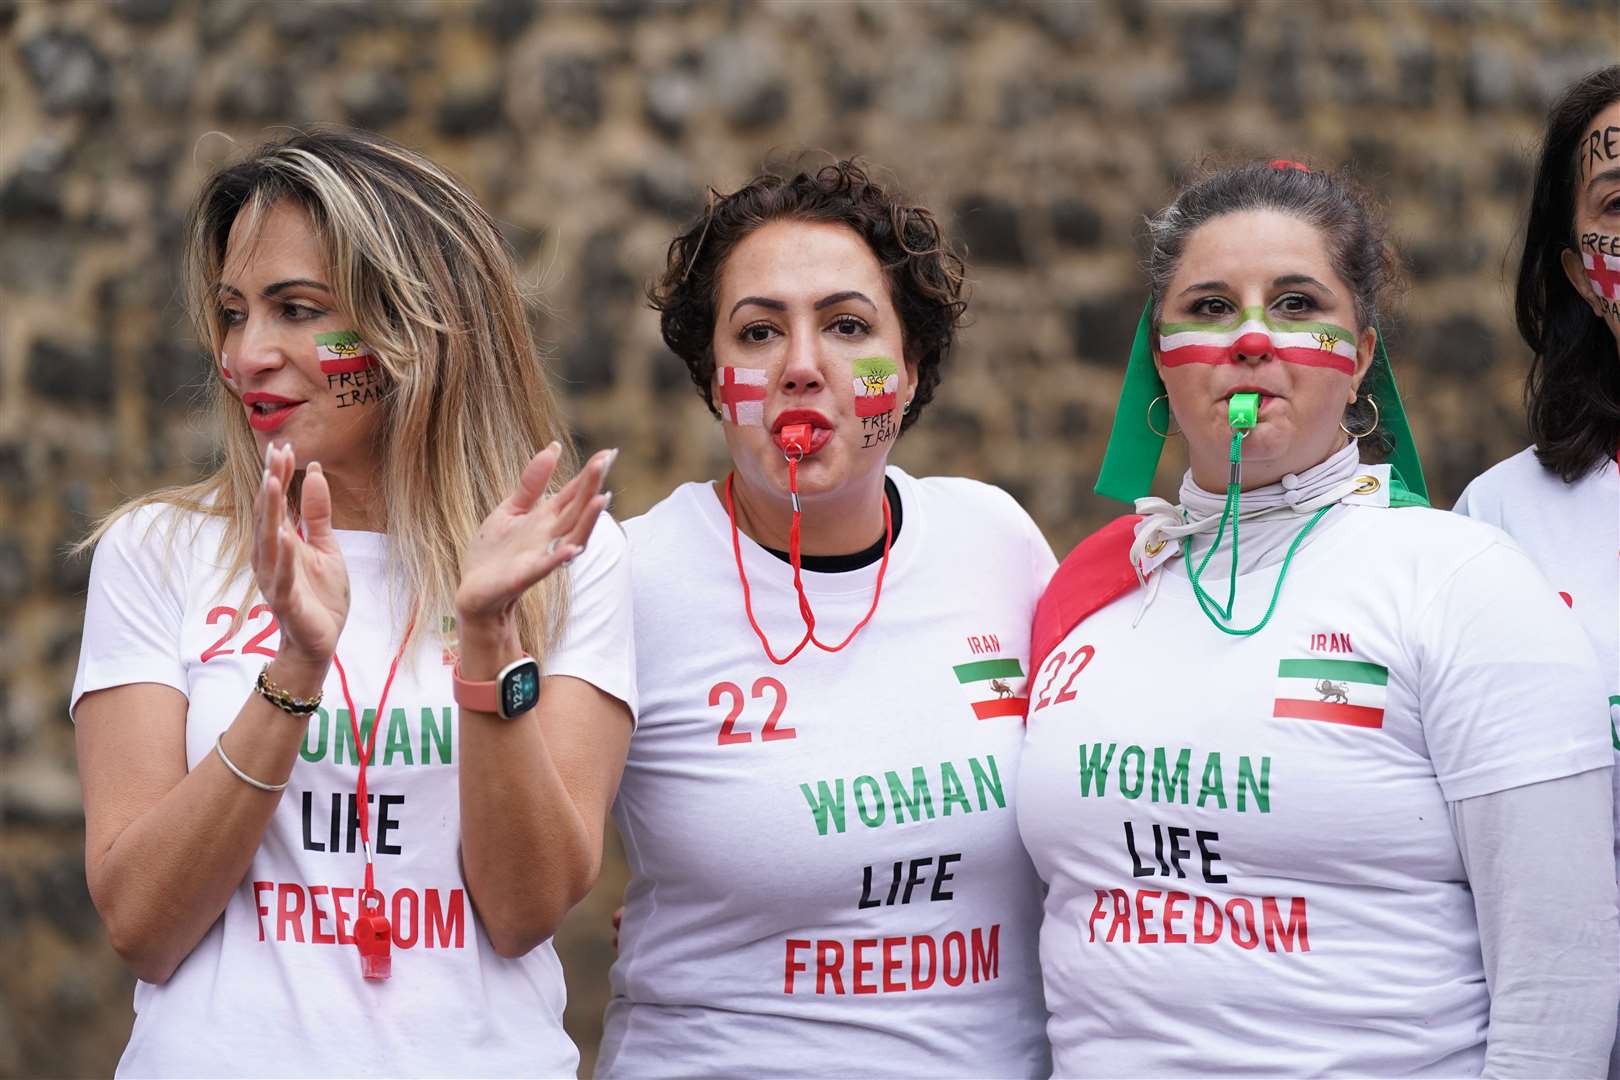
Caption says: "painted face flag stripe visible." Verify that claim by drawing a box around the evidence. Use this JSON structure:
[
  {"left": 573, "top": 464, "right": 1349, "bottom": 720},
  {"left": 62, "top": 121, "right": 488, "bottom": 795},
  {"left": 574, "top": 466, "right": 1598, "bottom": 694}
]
[
  {"left": 852, "top": 356, "right": 898, "bottom": 417},
  {"left": 717, "top": 365, "right": 767, "bottom": 426},
  {"left": 316, "top": 331, "right": 380, "bottom": 375},
  {"left": 1159, "top": 318, "right": 1358, "bottom": 374}
]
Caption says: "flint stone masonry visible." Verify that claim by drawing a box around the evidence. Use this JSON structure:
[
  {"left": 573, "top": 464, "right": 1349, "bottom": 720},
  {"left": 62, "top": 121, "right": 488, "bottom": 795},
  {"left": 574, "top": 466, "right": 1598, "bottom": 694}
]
[{"left": 3, "top": 1, "right": 1617, "bottom": 1075}]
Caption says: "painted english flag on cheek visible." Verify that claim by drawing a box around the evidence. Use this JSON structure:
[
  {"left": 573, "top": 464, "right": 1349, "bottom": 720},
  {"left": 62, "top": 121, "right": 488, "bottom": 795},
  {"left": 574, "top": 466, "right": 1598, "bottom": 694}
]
[
  {"left": 717, "top": 365, "right": 767, "bottom": 425},
  {"left": 316, "top": 330, "right": 380, "bottom": 375},
  {"left": 1582, "top": 250, "right": 1620, "bottom": 301},
  {"left": 1158, "top": 311, "right": 1358, "bottom": 374}
]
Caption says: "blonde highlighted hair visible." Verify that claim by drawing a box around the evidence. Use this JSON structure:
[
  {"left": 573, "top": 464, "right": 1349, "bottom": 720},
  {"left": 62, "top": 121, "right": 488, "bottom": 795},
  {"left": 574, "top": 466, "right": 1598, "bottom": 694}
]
[{"left": 82, "top": 126, "right": 573, "bottom": 657}]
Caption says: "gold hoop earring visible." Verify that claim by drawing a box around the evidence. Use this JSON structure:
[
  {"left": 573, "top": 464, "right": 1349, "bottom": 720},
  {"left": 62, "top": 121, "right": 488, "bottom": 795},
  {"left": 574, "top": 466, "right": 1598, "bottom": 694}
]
[
  {"left": 1340, "top": 395, "right": 1380, "bottom": 439},
  {"left": 1147, "top": 394, "right": 1180, "bottom": 438}
]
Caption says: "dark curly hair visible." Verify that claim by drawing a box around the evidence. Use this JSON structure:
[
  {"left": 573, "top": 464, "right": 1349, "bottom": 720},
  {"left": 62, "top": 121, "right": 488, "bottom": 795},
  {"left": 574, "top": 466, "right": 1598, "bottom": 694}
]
[
  {"left": 1143, "top": 160, "right": 1403, "bottom": 449},
  {"left": 1518, "top": 64, "right": 1620, "bottom": 482},
  {"left": 650, "top": 158, "right": 967, "bottom": 435}
]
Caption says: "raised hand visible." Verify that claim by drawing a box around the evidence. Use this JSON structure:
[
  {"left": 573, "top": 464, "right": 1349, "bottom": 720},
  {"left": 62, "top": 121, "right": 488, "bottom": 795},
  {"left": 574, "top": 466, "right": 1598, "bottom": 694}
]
[
  {"left": 455, "top": 443, "right": 616, "bottom": 632},
  {"left": 252, "top": 442, "right": 351, "bottom": 674}
]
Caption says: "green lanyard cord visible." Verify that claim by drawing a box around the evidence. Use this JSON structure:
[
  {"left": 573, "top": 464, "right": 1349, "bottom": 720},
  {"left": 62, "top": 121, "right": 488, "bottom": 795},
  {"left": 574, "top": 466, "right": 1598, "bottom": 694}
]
[{"left": 1181, "top": 429, "right": 1331, "bottom": 638}]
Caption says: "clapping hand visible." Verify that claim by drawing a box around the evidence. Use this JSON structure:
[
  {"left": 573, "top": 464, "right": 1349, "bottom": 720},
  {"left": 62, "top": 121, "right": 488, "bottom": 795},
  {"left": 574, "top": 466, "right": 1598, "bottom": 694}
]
[
  {"left": 454, "top": 443, "right": 616, "bottom": 634},
  {"left": 253, "top": 442, "right": 350, "bottom": 675}
]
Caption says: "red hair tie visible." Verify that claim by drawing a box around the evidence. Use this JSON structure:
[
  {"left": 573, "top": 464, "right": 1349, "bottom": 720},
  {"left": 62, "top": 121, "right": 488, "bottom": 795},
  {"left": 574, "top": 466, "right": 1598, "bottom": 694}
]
[{"left": 1269, "top": 159, "right": 1311, "bottom": 173}]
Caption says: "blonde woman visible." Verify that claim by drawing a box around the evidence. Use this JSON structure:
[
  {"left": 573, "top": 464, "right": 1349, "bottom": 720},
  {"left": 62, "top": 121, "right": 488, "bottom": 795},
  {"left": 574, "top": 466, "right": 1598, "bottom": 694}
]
[{"left": 71, "top": 128, "right": 634, "bottom": 1077}]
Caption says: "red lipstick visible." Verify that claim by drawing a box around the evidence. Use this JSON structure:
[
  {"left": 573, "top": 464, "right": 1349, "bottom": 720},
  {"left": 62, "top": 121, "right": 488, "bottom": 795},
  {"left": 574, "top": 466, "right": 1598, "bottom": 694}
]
[
  {"left": 771, "top": 409, "right": 835, "bottom": 455},
  {"left": 242, "top": 391, "right": 305, "bottom": 433}
]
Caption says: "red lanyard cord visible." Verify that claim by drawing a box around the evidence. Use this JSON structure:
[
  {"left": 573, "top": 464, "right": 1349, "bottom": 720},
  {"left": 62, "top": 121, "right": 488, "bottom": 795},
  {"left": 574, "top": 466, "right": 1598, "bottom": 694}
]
[
  {"left": 330, "top": 609, "right": 417, "bottom": 910},
  {"left": 725, "top": 456, "right": 892, "bottom": 666}
]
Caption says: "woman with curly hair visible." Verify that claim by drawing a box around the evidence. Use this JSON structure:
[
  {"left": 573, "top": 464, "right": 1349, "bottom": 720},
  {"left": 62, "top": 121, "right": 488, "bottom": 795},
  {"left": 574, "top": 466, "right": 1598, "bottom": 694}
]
[
  {"left": 597, "top": 160, "right": 1053, "bottom": 1077},
  {"left": 1456, "top": 63, "right": 1620, "bottom": 1077}
]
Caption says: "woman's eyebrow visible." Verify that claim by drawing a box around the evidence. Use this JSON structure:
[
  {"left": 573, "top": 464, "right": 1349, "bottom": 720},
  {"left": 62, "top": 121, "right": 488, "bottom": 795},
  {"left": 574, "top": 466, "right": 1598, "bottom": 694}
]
[
  {"left": 813, "top": 290, "right": 875, "bottom": 311},
  {"left": 1273, "top": 274, "right": 1333, "bottom": 294},
  {"left": 264, "top": 279, "right": 333, "bottom": 296},
  {"left": 729, "top": 295, "right": 786, "bottom": 318}
]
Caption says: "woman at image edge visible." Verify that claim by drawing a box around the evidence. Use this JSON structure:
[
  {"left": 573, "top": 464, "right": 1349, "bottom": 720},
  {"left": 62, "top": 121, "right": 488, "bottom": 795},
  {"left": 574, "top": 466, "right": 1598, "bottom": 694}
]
[
  {"left": 1455, "top": 63, "right": 1620, "bottom": 1079},
  {"left": 71, "top": 129, "right": 634, "bottom": 1077},
  {"left": 598, "top": 161, "right": 1054, "bottom": 1077},
  {"left": 1017, "top": 161, "right": 1617, "bottom": 1076}
]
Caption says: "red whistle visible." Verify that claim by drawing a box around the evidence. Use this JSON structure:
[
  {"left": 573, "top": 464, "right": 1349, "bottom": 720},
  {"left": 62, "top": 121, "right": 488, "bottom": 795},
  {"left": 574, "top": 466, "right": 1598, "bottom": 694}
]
[
  {"left": 355, "top": 911, "right": 392, "bottom": 980},
  {"left": 777, "top": 422, "right": 812, "bottom": 458}
]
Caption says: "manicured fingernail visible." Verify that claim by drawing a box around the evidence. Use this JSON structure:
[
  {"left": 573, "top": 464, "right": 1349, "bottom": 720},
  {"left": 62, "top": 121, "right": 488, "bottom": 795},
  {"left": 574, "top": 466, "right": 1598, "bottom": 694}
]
[
  {"left": 564, "top": 545, "right": 583, "bottom": 562},
  {"left": 547, "top": 440, "right": 561, "bottom": 455},
  {"left": 602, "top": 491, "right": 614, "bottom": 512},
  {"left": 546, "top": 537, "right": 561, "bottom": 555},
  {"left": 262, "top": 467, "right": 270, "bottom": 485},
  {"left": 603, "top": 448, "right": 620, "bottom": 472},
  {"left": 308, "top": 461, "right": 321, "bottom": 474}
]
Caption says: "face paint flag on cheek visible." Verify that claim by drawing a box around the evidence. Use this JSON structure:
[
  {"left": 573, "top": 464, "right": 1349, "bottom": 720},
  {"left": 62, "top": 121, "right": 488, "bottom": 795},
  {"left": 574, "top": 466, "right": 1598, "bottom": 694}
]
[
  {"left": 716, "top": 365, "right": 767, "bottom": 425},
  {"left": 1582, "top": 250, "right": 1620, "bottom": 302},
  {"left": 851, "top": 356, "right": 899, "bottom": 417},
  {"left": 315, "top": 330, "right": 380, "bottom": 375},
  {"left": 1157, "top": 311, "right": 1358, "bottom": 374}
]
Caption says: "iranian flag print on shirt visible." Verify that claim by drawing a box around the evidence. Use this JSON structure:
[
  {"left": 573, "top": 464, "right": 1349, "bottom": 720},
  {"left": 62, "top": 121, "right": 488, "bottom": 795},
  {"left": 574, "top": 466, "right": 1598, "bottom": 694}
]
[
  {"left": 314, "top": 330, "right": 379, "bottom": 375},
  {"left": 852, "top": 357, "right": 899, "bottom": 417},
  {"left": 1017, "top": 504, "right": 1611, "bottom": 1077},
  {"left": 1273, "top": 658, "right": 1387, "bottom": 728},
  {"left": 1158, "top": 309, "right": 1357, "bottom": 373},
  {"left": 953, "top": 657, "right": 1029, "bottom": 720}
]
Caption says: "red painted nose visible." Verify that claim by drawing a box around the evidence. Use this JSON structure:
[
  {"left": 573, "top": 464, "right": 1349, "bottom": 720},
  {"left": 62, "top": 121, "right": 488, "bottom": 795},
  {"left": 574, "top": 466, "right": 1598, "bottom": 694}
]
[{"left": 1233, "top": 332, "right": 1272, "bottom": 358}]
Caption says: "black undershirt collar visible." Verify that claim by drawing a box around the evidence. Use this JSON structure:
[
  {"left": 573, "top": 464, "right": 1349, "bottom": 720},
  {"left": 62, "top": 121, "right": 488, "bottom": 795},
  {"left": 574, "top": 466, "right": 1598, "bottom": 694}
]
[{"left": 761, "top": 477, "right": 902, "bottom": 573}]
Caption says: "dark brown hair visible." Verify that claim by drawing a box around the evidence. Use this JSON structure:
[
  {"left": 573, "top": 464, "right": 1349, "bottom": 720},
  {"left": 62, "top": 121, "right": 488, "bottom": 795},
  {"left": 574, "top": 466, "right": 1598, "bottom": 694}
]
[
  {"left": 650, "top": 158, "right": 967, "bottom": 434},
  {"left": 1518, "top": 64, "right": 1620, "bottom": 482}
]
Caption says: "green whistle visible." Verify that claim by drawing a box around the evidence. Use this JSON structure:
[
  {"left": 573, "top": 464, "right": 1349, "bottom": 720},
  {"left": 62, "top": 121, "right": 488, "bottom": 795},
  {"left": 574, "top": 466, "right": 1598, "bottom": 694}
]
[{"left": 1228, "top": 392, "right": 1259, "bottom": 431}]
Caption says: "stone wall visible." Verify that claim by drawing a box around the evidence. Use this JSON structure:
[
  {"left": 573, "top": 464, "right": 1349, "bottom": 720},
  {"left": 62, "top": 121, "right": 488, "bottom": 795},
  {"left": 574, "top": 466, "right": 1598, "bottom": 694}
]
[{"left": 3, "top": 0, "right": 1616, "bottom": 1074}]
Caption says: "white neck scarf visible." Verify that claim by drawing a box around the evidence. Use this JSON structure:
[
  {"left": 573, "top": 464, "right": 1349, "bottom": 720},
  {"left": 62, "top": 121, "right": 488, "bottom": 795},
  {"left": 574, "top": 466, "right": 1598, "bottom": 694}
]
[{"left": 1124, "top": 441, "right": 1365, "bottom": 624}]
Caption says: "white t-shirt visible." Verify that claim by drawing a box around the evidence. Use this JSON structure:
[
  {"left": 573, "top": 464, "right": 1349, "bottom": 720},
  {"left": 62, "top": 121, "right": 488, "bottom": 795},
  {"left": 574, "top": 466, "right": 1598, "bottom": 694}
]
[
  {"left": 1457, "top": 447, "right": 1620, "bottom": 869},
  {"left": 71, "top": 503, "right": 636, "bottom": 1079},
  {"left": 1017, "top": 504, "right": 1611, "bottom": 1077},
  {"left": 600, "top": 467, "right": 1056, "bottom": 1078}
]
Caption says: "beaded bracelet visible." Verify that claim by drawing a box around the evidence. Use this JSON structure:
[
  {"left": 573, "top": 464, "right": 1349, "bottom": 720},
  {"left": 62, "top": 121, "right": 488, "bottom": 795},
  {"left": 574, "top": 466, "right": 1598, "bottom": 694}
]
[{"left": 255, "top": 665, "right": 323, "bottom": 716}]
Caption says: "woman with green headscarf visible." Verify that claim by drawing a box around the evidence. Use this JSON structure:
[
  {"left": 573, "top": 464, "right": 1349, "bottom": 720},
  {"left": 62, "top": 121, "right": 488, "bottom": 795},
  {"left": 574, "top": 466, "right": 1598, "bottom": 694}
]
[{"left": 1015, "top": 161, "right": 1616, "bottom": 1076}]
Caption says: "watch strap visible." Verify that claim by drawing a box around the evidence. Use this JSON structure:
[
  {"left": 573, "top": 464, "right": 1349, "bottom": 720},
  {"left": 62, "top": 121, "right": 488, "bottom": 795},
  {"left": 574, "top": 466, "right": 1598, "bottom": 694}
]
[{"left": 452, "top": 656, "right": 532, "bottom": 716}]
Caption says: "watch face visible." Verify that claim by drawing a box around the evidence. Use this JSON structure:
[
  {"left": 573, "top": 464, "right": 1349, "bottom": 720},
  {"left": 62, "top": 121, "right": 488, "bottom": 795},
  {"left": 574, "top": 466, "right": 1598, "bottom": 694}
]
[{"left": 500, "top": 660, "right": 541, "bottom": 718}]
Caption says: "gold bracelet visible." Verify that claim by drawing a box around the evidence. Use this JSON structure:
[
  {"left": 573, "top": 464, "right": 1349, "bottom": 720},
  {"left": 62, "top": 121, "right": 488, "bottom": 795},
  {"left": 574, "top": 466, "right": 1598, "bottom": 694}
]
[{"left": 255, "top": 665, "right": 323, "bottom": 716}]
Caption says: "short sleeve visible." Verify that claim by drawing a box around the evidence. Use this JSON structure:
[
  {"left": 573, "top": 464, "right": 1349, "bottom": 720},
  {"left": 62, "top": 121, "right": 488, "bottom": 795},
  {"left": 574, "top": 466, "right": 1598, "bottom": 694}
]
[
  {"left": 1023, "top": 506, "right": 1059, "bottom": 594},
  {"left": 545, "top": 512, "right": 637, "bottom": 722},
  {"left": 70, "top": 506, "right": 192, "bottom": 720},
  {"left": 1415, "top": 539, "right": 1611, "bottom": 801}
]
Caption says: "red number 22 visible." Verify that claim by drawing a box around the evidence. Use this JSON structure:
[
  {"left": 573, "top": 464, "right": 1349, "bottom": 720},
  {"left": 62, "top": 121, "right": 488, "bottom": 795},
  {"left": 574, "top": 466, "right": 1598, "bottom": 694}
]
[{"left": 711, "top": 677, "right": 794, "bottom": 745}]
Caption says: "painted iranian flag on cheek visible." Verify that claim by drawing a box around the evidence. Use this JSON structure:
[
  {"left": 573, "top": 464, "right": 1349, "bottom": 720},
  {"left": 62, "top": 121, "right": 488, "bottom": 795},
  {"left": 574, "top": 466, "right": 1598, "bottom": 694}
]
[
  {"left": 1159, "top": 309, "right": 1358, "bottom": 374},
  {"left": 315, "top": 330, "right": 380, "bottom": 375},
  {"left": 852, "top": 357, "right": 899, "bottom": 417}
]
